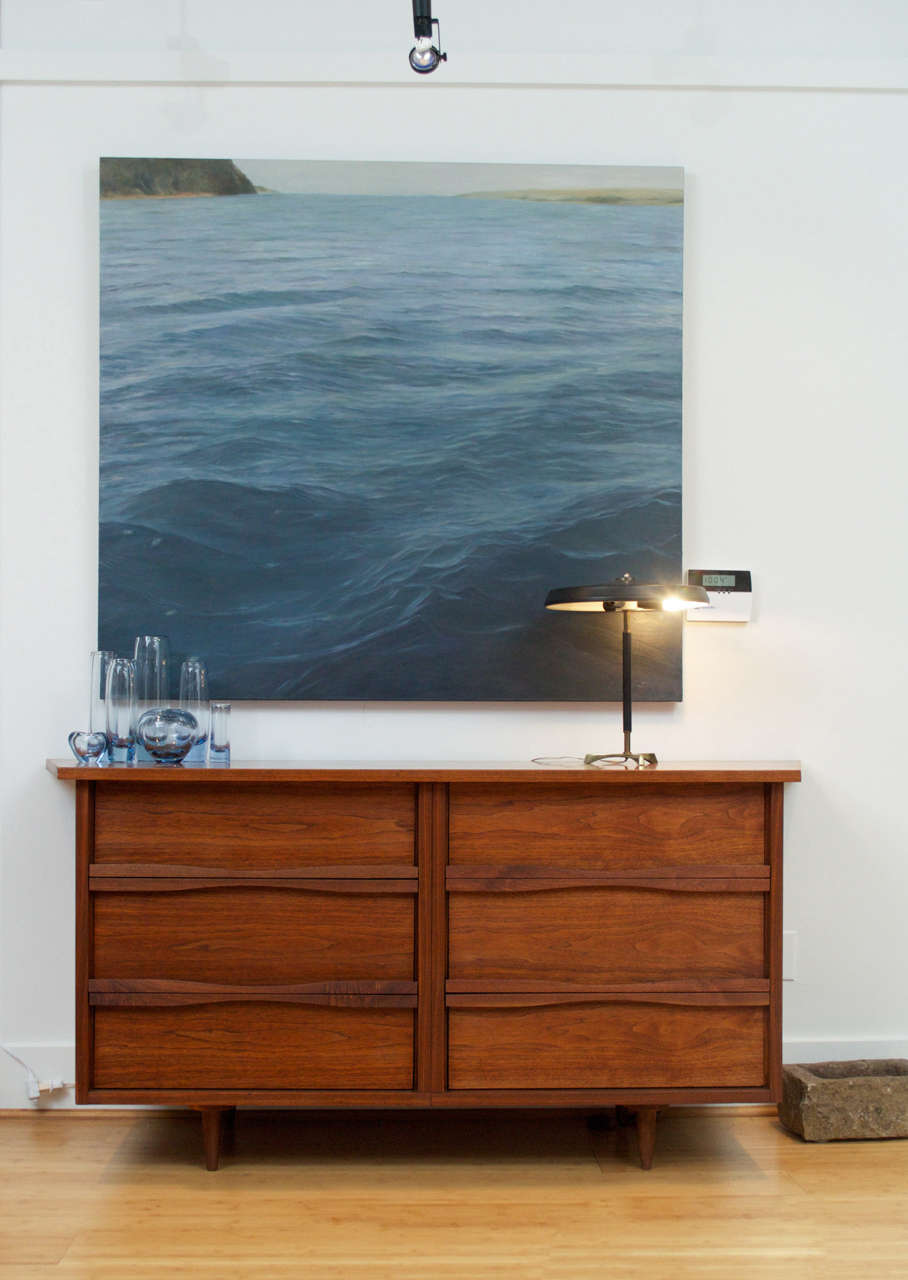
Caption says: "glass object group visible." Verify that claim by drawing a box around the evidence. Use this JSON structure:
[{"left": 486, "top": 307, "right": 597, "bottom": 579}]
[{"left": 71, "top": 637, "right": 232, "bottom": 767}]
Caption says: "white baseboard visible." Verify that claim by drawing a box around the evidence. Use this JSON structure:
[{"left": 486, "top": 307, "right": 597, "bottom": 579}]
[
  {"left": 2, "top": 1039, "right": 905, "bottom": 1110},
  {"left": 783, "top": 1038, "right": 908, "bottom": 1063}
]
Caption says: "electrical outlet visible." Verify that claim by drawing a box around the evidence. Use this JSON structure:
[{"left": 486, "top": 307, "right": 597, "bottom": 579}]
[{"left": 782, "top": 931, "right": 799, "bottom": 981}]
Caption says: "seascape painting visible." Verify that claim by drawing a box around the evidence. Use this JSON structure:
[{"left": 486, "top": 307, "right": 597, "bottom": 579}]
[{"left": 99, "top": 158, "right": 684, "bottom": 701}]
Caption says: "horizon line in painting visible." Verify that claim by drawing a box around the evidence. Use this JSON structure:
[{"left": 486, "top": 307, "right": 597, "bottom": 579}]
[{"left": 98, "top": 157, "right": 684, "bottom": 701}]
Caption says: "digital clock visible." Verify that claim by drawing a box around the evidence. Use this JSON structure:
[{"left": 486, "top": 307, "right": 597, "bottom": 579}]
[{"left": 685, "top": 570, "right": 752, "bottom": 622}]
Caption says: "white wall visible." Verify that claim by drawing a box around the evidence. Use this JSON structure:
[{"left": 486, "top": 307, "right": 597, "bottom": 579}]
[{"left": 2, "top": 1, "right": 908, "bottom": 1106}]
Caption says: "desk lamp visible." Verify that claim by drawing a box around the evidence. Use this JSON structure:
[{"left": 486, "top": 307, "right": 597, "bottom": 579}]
[{"left": 545, "top": 573, "right": 709, "bottom": 767}]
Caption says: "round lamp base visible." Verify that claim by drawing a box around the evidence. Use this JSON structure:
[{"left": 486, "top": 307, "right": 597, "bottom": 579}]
[{"left": 584, "top": 751, "right": 658, "bottom": 768}]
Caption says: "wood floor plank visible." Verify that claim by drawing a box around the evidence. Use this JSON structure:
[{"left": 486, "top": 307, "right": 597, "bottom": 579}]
[
  {"left": 0, "top": 1230, "right": 73, "bottom": 1265},
  {"left": 0, "top": 1109, "right": 906, "bottom": 1278}
]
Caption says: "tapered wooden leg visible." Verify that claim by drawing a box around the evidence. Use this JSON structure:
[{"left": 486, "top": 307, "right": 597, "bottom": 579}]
[
  {"left": 200, "top": 1108, "right": 226, "bottom": 1171},
  {"left": 635, "top": 1107, "right": 658, "bottom": 1170}
]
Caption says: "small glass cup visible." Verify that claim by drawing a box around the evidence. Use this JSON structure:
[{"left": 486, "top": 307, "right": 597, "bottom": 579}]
[
  {"left": 106, "top": 657, "right": 137, "bottom": 764},
  {"left": 208, "top": 702, "right": 231, "bottom": 766},
  {"left": 179, "top": 657, "right": 209, "bottom": 765}
]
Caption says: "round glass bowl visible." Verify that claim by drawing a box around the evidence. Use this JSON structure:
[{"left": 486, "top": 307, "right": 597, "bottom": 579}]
[{"left": 136, "top": 708, "right": 198, "bottom": 765}]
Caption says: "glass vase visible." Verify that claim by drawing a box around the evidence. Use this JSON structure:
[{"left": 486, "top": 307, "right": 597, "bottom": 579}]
[
  {"left": 209, "top": 702, "right": 231, "bottom": 766},
  {"left": 179, "top": 656, "right": 209, "bottom": 765},
  {"left": 105, "top": 657, "right": 137, "bottom": 764},
  {"left": 133, "top": 635, "right": 170, "bottom": 762},
  {"left": 89, "top": 650, "right": 115, "bottom": 738}
]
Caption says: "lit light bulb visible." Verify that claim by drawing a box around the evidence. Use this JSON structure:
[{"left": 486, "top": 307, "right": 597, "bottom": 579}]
[{"left": 409, "top": 36, "right": 440, "bottom": 72}]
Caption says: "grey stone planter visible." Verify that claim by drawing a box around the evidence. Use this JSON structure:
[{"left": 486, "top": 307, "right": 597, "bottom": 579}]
[{"left": 779, "top": 1060, "right": 908, "bottom": 1141}]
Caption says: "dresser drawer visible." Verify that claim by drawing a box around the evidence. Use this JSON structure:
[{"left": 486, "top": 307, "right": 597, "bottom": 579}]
[
  {"left": 449, "top": 784, "right": 765, "bottom": 868},
  {"left": 93, "top": 783, "right": 416, "bottom": 868},
  {"left": 448, "top": 997, "right": 767, "bottom": 1090},
  {"left": 93, "top": 1002, "right": 415, "bottom": 1090},
  {"left": 93, "top": 886, "right": 416, "bottom": 984},
  {"left": 448, "top": 885, "right": 766, "bottom": 986}
]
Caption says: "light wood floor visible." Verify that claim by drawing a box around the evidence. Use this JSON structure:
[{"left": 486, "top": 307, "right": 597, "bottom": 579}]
[{"left": 1, "top": 1107, "right": 906, "bottom": 1278}]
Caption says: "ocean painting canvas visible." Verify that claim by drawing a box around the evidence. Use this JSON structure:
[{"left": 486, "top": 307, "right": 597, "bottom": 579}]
[{"left": 99, "top": 158, "right": 684, "bottom": 701}]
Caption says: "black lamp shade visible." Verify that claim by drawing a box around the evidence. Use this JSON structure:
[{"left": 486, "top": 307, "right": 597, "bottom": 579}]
[{"left": 545, "top": 581, "right": 710, "bottom": 612}]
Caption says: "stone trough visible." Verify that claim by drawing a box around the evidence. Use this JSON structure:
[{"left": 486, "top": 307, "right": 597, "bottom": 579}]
[{"left": 779, "top": 1059, "right": 908, "bottom": 1141}]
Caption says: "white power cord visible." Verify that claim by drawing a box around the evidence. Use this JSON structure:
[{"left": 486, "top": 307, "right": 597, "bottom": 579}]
[{"left": 1, "top": 1045, "right": 72, "bottom": 1100}]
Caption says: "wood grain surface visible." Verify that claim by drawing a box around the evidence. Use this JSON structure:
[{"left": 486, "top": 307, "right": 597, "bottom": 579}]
[
  {"left": 448, "top": 886, "right": 766, "bottom": 984},
  {"left": 448, "top": 784, "right": 767, "bottom": 866},
  {"left": 49, "top": 758, "right": 803, "bottom": 781},
  {"left": 93, "top": 1003, "right": 415, "bottom": 1090},
  {"left": 92, "top": 782, "right": 417, "bottom": 865},
  {"left": 448, "top": 1002, "right": 767, "bottom": 1090},
  {"left": 92, "top": 887, "right": 416, "bottom": 983}
]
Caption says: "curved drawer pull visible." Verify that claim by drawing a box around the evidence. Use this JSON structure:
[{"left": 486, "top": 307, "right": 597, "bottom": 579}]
[
  {"left": 90, "top": 979, "right": 417, "bottom": 1009},
  {"left": 446, "top": 875, "right": 768, "bottom": 894},
  {"left": 89, "top": 875, "right": 417, "bottom": 894},
  {"left": 91, "top": 978, "right": 416, "bottom": 996},
  {"left": 446, "top": 992, "right": 770, "bottom": 1009},
  {"left": 92, "top": 993, "right": 418, "bottom": 1008},
  {"left": 91, "top": 863, "right": 417, "bottom": 879}
]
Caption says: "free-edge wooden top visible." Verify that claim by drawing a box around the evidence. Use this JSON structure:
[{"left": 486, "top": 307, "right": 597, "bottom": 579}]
[{"left": 47, "top": 759, "right": 802, "bottom": 784}]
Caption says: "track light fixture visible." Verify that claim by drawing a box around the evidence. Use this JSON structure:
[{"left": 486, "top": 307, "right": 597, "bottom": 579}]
[{"left": 409, "top": 0, "right": 447, "bottom": 74}]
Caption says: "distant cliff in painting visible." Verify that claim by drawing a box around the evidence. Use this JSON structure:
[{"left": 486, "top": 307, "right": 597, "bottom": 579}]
[
  {"left": 460, "top": 187, "right": 683, "bottom": 205},
  {"left": 99, "top": 158, "right": 683, "bottom": 701},
  {"left": 100, "top": 157, "right": 256, "bottom": 199}
]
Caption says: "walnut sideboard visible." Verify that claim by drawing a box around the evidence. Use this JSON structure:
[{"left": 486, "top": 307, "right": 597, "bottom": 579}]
[{"left": 48, "top": 760, "right": 800, "bottom": 1170}]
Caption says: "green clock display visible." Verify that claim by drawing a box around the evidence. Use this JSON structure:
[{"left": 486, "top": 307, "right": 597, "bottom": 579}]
[{"left": 702, "top": 573, "right": 737, "bottom": 588}]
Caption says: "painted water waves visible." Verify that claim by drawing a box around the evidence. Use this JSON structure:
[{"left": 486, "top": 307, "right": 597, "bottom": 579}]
[{"left": 99, "top": 159, "right": 683, "bottom": 701}]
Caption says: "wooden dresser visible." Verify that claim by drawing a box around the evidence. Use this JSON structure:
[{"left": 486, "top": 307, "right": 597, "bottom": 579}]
[{"left": 48, "top": 760, "right": 800, "bottom": 1169}]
